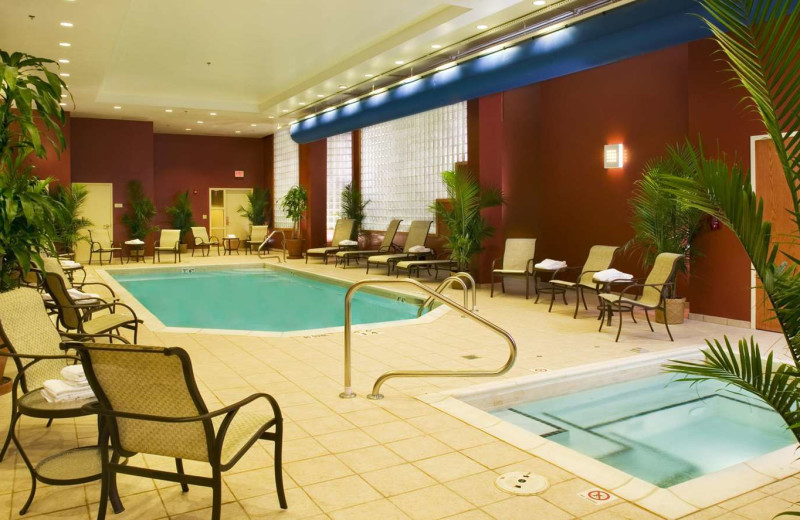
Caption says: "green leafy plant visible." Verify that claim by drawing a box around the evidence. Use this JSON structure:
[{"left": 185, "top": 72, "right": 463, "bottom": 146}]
[
  {"left": 0, "top": 50, "right": 69, "bottom": 160},
  {"left": 431, "top": 166, "right": 503, "bottom": 272},
  {"left": 280, "top": 185, "right": 308, "bottom": 239},
  {"left": 340, "top": 183, "right": 369, "bottom": 239},
  {"left": 165, "top": 190, "right": 195, "bottom": 242},
  {"left": 659, "top": 0, "right": 800, "bottom": 466},
  {"left": 238, "top": 186, "right": 270, "bottom": 226},
  {"left": 121, "top": 180, "right": 158, "bottom": 241},
  {"left": 0, "top": 152, "right": 60, "bottom": 291},
  {"left": 51, "top": 183, "right": 92, "bottom": 252},
  {"left": 627, "top": 146, "right": 704, "bottom": 290}
]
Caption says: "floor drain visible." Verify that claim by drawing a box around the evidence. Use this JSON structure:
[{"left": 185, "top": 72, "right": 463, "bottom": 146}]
[
  {"left": 495, "top": 471, "right": 549, "bottom": 496},
  {"left": 462, "top": 354, "right": 480, "bottom": 360}
]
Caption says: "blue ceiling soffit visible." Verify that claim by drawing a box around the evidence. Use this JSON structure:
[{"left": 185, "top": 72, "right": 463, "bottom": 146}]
[{"left": 291, "top": 0, "right": 709, "bottom": 144}]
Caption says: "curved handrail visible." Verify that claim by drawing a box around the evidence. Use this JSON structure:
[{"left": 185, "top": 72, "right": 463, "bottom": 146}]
[
  {"left": 417, "top": 272, "right": 477, "bottom": 316},
  {"left": 258, "top": 230, "right": 286, "bottom": 262},
  {"left": 339, "top": 278, "right": 517, "bottom": 400}
]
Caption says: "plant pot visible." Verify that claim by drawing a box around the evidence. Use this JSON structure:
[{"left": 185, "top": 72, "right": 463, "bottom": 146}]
[
  {"left": 655, "top": 298, "right": 686, "bottom": 325},
  {"left": 0, "top": 339, "right": 11, "bottom": 397},
  {"left": 286, "top": 238, "right": 305, "bottom": 259},
  {"left": 180, "top": 243, "right": 188, "bottom": 254}
]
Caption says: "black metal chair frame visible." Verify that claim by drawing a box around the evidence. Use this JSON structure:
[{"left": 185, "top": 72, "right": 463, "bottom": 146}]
[
  {"left": 70, "top": 343, "right": 288, "bottom": 520},
  {"left": 490, "top": 258, "right": 535, "bottom": 299},
  {"left": 192, "top": 236, "right": 221, "bottom": 257},
  {"left": 153, "top": 239, "right": 181, "bottom": 263},
  {"left": 88, "top": 230, "right": 122, "bottom": 266}
]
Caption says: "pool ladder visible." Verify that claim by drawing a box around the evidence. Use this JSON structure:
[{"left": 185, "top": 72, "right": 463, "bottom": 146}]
[
  {"left": 339, "top": 277, "right": 516, "bottom": 400},
  {"left": 417, "top": 272, "right": 477, "bottom": 316},
  {"left": 257, "top": 230, "right": 286, "bottom": 263}
]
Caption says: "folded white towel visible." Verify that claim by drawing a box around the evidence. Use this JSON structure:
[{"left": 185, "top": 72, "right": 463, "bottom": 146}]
[
  {"left": 60, "top": 260, "right": 81, "bottom": 268},
  {"left": 535, "top": 259, "right": 567, "bottom": 270},
  {"left": 227, "top": 234, "right": 237, "bottom": 238},
  {"left": 61, "top": 365, "right": 86, "bottom": 384},
  {"left": 125, "top": 239, "right": 145, "bottom": 245},
  {"left": 593, "top": 269, "right": 634, "bottom": 283},
  {"left": 408, "top": 245, "right": 431, "bottom": 253},
  {"left": 42, "top": 288, "right": 102, "bottom": 304},
  {"left": 41, "top": 379, "right": 94, "bottom": 403},
  {"left": 339, "top": 240, "right": 358, "bottom": 246}
]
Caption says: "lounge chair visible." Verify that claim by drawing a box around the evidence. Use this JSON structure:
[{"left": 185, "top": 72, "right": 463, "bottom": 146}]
[
  {"left": 305, "top": 219, "right": 355, "bottom": 264},
  {"left": 395, "top": 253, "right": 455, "bottom": 279},
  {"left": 366, "top": 220, "right": 432, "bottom": 275},
  {"left": 0, "top": 288, "right": 127, "bottom": 515},
  {"left": 335, "top": 219, "right": 402, "bottom": 268},
  {"left": 70, "top": 341, "right": 287, "bottom": 520},
  {"left": 246, "top": 226, "right": 269, "bottom": 254},
  {"left": 547, "top": 245, "right": 620, "bottom": 317},
  {"left": 191, "top": 226, "right": 220, "bottom": 257},
  {"left": 154, "top": 229, "right": 181, "bottom": 263},
  {"left": 42, "top": 261, "right": 141, "bottom": 343},
  {"left": 598, "top": 252, "right": 683, "bottom": 342},
  {"left": 490, "top": 239, "right": 537, "bottom": 299},
  {"left": 37, "top": 257, "right": 117, "bottom": 313},
  {"left": 88, "top": 229, "right": 121, "bottom": 266}
]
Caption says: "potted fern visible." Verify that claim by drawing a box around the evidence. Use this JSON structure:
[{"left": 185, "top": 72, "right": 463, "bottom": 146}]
[
  {"left": 431, "top": 166, "right": 503, "bottom": 285},
  {"left": 165, "top": 190, "right": 195, "bottom": 254},
  {"left": 281, "top": 185, "right": 308, "bottom": 259},
  {"left": 340, "top": 184, "right": 369, "bottom": 241},
  {"left": 627, "top": 146, "right": 703, "bottom": 324},
  {"left": 238, "top": 186, "right": 270, "bottom": 228},
  {"left": 121, "top": 180, "right": 158, "bottom": 243},
  {"left": 51, "top": 184, "right": 92, "bottom": 256}
]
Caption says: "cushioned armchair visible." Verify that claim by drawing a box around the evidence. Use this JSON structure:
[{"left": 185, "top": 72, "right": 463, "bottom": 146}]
[
  {"left": 191, "top": 226, "right": 220, "bottom": 257},
  {"left": 547, "top": 245, "right": 620, "bottom": 317},
  {"left": 490, "top": 238, "right": 537, "bottom": 299},
  {"left": 154, "top": 229, "right": 181, "bottom": 263},
  {"left": 88, "top": 229, "right": 121, "bottom": 266},
  {"left": 70, "top": 342, "right": 288, "bottom": 520},
  {"left": 598, "top": 252, "right": 683, "bottom": 342}
]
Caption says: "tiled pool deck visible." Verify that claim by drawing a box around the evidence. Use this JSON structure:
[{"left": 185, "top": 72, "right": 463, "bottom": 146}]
[{"left": 0, "top": 254, "right": 795, "bottom": 520}]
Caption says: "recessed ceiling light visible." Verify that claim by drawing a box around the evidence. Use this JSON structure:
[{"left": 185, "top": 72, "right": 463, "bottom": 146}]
[
  {"left": 317, "top": 94, "right": 324, "bottom": 98},
  {"left": 58, "top": 58, "right": 69, "bottom": 64},
  {"left": 394, "top": 60, "right": 404, "bottom": 65},
  {"left": 268, "top": 116, "right": 275, "bottom": 119},
  {"left": 282, "top": 109, "right": 289, "bottom": 113},
  {"left": 59, "top": 72, "right": 70, "bottom": 77},
  {"left": 209, "top": 112, "right": 217, "bottom": 116},
  {"left": 59, "top": 102, "right": 66, "bottom": 106},
  {"left": 477, "top": 24, "right": 488, "bottom": 30},
  {"left": 61, "top": 94, "right": 67, "bottom": 98},
  {"left": 185, "top": 128, "right": 192, "bottom": 131},
  {"left": 276, "top": 125, "right": 282, "bottom": 129},
  {"left": 338, "top": 85, "right": 347, "bottom": 89},
  {"left": 400, "top": 75, "right": 420, "bottom": 84},
  {"left": 60, "top": 22, "right": 73, "bottom": 27},
  {"left": 431, "top": 44, "right": 442, "bottom": 49},
  {"left": 165, "top": 109, "right": 173, "bottom": 113},
  {"left": 364, "top": 73, "right": 374, "bottom": 78},
  {"left": 196, "top": 120, "right": 203, "bottom": 124},
  {"left": 436, "top": 62, "right": 457, "bottom": 71},
  {"left": 59, "top": 42, "right": 71, "bottom": 47},
  {"left": 113, "top": 106, "right": 121, "bottom": 109},
  {"left": 235, "top": 130, "right": 241, "bottom": 134},
  {"left": 250, "top": 124, "right": 257, "bottom": 127},
  {"left": 298, "top": 102, "right": 306, "bottom": 106},
  {"left": 533, "top": 0, "right": 546, "bottom": 5}
]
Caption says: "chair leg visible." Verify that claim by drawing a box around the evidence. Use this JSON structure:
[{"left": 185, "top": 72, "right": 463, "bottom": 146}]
[
  {"left": 525, "top": 275, "right": 530, "bottom": 300},
  {"left": 211, "top": 468, "right": 222, "bottom": 520},
  {"left": 630, "top": 308, "right": 637, "bottom": 323},
  {"left": 0, "top": 410, "right": 18, "bottom": 462},
  {"left": 581, "top": 290, "right": 588, "bottom": 310},
  {"left": 490, "top": 275, "right": 495, "bottom": 298},
  {"left": 46, "top": 418, "right": 53, "bottom": 428},
  {"left": 548, "top": 286, "right": 556, "bottom": 312},
  {"left": 599, "top": 304, "right": 607, "bottom": 332},
  {"left": 615, "top": 306, "right": 624, "bottom": 342},
  {"left": 176, "top": 458, "right": 189, "bottom": 492},
  {"left": 663, "top": 306, "right": 674, "bottom": 341},
  {"left": 273, "top": 421, "right": 288, "bottom": 509},
  {"left": 573, "top": 287, "right": 581, "bottom": 319},
  {"left": 501, "top": 278, "right": 505, "bottom": 293},
  {"left": 88, "top": 249, "right": 93, "bottom": 265},
  {"left": 644, "top": 309, "right": 654, "bottom": 331}
]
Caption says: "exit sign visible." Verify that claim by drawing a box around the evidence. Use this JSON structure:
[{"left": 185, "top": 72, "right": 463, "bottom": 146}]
[{"left": 234, "top": 170, "right": 245, "bottom": 178}]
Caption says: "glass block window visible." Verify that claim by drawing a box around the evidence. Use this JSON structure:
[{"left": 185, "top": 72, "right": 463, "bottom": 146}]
[
  {"left": 326, "top": 132, "right": 353, "bottom": 231},
  {"left": 361, "top": 102, "right": 467, "bottom": 231},
  {"left": 273, "top": 128, "right": 299, "bottom": 228}
]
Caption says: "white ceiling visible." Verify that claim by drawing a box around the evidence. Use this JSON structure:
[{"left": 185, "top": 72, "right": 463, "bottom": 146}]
[{"left": 0, "top": 0, "right": 555, "bottom": 137}]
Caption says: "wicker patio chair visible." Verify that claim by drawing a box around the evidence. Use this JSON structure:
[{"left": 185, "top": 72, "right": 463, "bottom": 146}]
[
  {"left": 366, "top": 220, "right": 432, "bottom": 274},
  {"left": 42, "top": 265, "right": 141, "bottom": 343},
  {"left": 598, "top": 252, "right": 683, "bottom": 342},
  {"left": 154, "top": 229, "right": 181, "bottom": 263},
  {"left": 335, "top": 219, "right": 402, "bottom": 268},
  {"left": 246, "top": 226, "right": 269, "bottom": 255},
  {"left": 305, "top": 219, "right": 355, "bottom": 264},
  {"left": 70, "top": 342, "right": 287, "bottom": 520},
  {"left": 490, "top": 239, "right": 537, "bottom": 299},
  {"left": 191, "top": 226, "right": 220, "bottom": 257},
  {"left": 547, "top": 245, "right": 620, "bottom": 317},
  {"left": 0, "top": 288, "right": 127, "bottom": 515},
  {"left": 88, "top": 230, "right": 121, "bottom": 266}
]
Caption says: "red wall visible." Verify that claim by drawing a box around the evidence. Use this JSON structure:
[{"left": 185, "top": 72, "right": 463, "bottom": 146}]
[
  {"left": 30, "top": 113, "right": 71, "bottom": 185},
  {"left": 298, "top": 139, "right": 327, "bottom": 248},
  {"left": 153, "top": 134, "right": 266, "bottom": 230}
]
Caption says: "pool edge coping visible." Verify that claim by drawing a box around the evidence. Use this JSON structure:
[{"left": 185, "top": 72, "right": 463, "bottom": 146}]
[{"left": 417, "top": 346, "right": 800, "bottom": 520}]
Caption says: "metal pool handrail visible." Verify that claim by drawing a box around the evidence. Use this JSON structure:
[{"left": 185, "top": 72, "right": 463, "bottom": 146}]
[
  {"left": 417, "top": 272, "right": 477, "bottom": 316},
  {"left": 339, "top": 278, "right": 517, "bottom": 400},
  {"left": 258, "top": 230, "right": 286, "bottom": 262}
]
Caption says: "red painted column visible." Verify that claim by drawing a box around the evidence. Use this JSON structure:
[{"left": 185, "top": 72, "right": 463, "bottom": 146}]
[{"left": 298, "top": 139, "right": 327, "bottom": 250}]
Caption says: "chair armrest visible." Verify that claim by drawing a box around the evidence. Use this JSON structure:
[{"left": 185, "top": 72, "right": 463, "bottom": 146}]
[
  {"left": 79, "top": 301, "right": 141, "bottom": 324},
  {"left": 153, "top": 240, "right": 161, "bottom": 248},
  {"left": 209, "top": 235, "right": 220, "bottom": 243},
  {"left": 59, "top": 333, "right": 131, "bottom": 345},
  {"left": 75, "top": 281, "right": 117, "bottom": 298},
  {"left": 526, "top": 258, "right": 535, "bottom": 274},
  {"left": 491, "top": 257, "right": 501, "bottom": 271}
]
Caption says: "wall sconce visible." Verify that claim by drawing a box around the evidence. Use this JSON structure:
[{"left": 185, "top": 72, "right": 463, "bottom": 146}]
[{"left": 604, "top": 144, "right": 624, "bottom": 169}]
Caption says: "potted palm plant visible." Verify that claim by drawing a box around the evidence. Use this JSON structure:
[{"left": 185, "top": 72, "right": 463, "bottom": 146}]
[
  {"left": 0, "top": 50, "right": 69, "bottom": 395},
  {"left": 340, "top": 184, "right": 369, "bottom": 241},
  {"left": 431, "top": 166, "right": 503, "bottom": 285},
  {"left": 238, "top": 186, "right": 270, "bottom": 228},
  {"left": 165, "top": 190, "right": 195, "bottom": 254},
  {"left": 627, "top": 147, "right": 703, "bottom": 324},
  {"left": 121, "top": 180, "right": 158, "bottom": 243},
  {"left": 281, "top": 185, "right": 308, "bottom": 259},
  {"left": 51, "top": 184, "right": 92, "bottom": 256}
]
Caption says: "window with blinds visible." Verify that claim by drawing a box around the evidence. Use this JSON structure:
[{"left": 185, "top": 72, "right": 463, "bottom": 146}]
[
  {"left": 272, "top": 129, "right": 299, "bottom": 228},
  {"left": 360, "top": 101, "right": 468, "bottom": 231},
  {"left": 326, "top": 132, "right": 353, "bottom": 231}
]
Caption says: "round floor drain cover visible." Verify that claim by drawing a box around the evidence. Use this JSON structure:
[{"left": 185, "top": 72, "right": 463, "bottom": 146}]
[{"left": 495, "top": 471, "right": 549, "bottom": 495}]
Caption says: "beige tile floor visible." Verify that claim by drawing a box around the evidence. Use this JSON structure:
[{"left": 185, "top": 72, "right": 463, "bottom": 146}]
[{"left": 0, "top": 253, "right": 795, "bottom": 520}]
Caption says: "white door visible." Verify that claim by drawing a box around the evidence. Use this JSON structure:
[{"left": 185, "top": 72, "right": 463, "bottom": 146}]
[
  {"left": 223, "top": 189, "right": 252, "bottom": 240},
  {"left": 74, "top": 183, "right": 114, "bottom": 263}
]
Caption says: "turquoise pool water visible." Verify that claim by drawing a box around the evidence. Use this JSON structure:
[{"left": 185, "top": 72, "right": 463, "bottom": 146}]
[
  {"left": 493, "top": 373, "right": 795, "bottom": 487},
  {"left": 110, "top": 267, "right": 424, "bottom": 332}
]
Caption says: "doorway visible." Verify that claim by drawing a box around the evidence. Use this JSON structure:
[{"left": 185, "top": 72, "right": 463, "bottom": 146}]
[
  {"left": 74, "top": 182, "right": 114, "bottom": 263},
  {"left": 751, "top": 136, "right": 799, "bottom": 331},
  {"left": 209, "top": 188, "right": 252, "bottom": 244}
]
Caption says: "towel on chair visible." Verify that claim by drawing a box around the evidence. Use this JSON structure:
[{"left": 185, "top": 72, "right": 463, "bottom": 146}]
[
  {"left": 408, "top": 245, "right": 431, "bottom": 253},
  {"left": 61, "top": 365, "right": 87, "bottom": 384},
  {"left": 593, "top": 269, "right": 634, "bottom": 283},
  {"left": 339, "top": 240, "right": 358, "bottom": 246},
  {"left": 41, "top": 379, "right": 94, "bottom": 403},
  {"left": 534, "top": 259, "right": 567, "bottom": 270},
  {"left": 60, "top": 260, "right": 81, "bottom": 268},
  {"left": 42, "top": 288, "right": 102, "bottom": 305}
]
